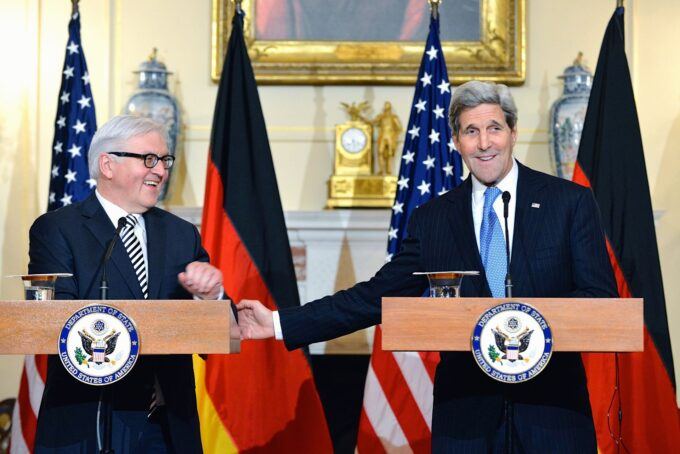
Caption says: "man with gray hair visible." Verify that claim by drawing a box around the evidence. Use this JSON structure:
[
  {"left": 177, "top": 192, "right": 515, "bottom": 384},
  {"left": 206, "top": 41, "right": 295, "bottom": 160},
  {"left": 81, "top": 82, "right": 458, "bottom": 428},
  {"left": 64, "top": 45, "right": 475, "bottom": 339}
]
[
  {"left": 29, "top": 115, "right": 223, "bottom": 453},
  {"left": 237, "top": 81, "right": 616, "bottom": 452}
]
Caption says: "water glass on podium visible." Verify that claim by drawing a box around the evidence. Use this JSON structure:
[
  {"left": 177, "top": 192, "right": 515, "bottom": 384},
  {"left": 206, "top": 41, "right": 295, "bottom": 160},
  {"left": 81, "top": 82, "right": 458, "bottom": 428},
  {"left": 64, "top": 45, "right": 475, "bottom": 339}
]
[
  {"left": 14, "top": 274, "right": 73, "bottom": 300},
  {"left": 413, "top": 271, "right": 480, "bottom": 298}
]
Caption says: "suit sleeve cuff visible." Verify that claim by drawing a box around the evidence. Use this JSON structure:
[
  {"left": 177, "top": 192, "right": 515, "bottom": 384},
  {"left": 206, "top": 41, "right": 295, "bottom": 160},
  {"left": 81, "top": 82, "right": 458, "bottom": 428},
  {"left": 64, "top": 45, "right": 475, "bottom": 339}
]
[{"left": 273, "top": 310, "right": 283, "bottom": 340}]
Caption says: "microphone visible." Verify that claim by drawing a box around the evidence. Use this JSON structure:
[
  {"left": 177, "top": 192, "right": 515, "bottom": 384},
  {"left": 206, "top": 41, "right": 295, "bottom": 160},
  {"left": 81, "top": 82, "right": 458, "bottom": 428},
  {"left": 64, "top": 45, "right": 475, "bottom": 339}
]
[
  {"left": 100, "top": 217, "right": 128, "bottom": 300},
  {"left": 501, "top": 191, "right": 512, "bottom": 298}
]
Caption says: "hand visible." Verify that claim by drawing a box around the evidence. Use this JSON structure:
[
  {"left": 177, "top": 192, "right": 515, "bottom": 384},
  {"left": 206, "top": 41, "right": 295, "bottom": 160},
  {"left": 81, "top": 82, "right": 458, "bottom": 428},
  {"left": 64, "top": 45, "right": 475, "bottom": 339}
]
[
  {"left": 178, "top": 261, "right": 223, "bottom": 299},
  {"left": 236, "top": 299, "right": 274, "bottom": 339}
]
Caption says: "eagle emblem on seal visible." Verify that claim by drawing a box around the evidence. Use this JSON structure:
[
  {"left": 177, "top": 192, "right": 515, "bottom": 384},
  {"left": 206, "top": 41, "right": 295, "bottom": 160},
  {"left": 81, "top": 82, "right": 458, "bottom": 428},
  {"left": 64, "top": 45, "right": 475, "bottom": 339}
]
[
  {"left": 76, "top": 329, "right": 120, "bottom": 365},
  {"left": 491, "top": 326, "right": 534, "bottom": 362}
]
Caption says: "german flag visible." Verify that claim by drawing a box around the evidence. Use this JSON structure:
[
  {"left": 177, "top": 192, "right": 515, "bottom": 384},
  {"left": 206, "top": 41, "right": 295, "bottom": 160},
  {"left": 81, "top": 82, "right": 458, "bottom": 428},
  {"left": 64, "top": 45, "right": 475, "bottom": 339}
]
[
  {"left": 573, "top": 7, "right": 680, "bottom": 453},
  {"left": 194, "top": 10, "right": 332, "bottom": 453}
]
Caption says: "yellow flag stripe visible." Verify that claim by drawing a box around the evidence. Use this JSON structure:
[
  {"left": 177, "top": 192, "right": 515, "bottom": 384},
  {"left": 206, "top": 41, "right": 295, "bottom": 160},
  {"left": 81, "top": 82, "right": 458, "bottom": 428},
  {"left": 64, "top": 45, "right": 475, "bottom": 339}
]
[{"left": 193, "top": 355, "right": 239, "bottom": 454}]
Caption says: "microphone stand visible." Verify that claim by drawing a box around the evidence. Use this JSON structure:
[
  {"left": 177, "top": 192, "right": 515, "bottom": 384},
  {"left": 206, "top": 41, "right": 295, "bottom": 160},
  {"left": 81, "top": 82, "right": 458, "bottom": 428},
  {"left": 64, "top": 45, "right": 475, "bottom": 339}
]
[
  {"left": 501, "top": 191, "right": 513, "bottom": 454},
  {"left": 99, "top": 217, "right": 127, "bottom": 454},
  {"left": 502, "top": 191, "right": 512, "bottom": 299}
]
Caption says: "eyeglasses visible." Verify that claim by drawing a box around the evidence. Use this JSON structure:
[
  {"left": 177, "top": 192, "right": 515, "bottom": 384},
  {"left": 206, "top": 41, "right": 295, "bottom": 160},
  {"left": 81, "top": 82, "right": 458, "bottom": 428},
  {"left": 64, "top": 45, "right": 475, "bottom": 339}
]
[{"left": 108, "top": 152, "right": 175, "bottom": 169}]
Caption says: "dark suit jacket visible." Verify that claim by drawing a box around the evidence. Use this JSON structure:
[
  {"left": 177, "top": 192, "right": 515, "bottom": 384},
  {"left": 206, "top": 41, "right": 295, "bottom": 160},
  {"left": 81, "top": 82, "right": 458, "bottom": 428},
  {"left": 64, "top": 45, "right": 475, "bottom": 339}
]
[
  {"left": 30, "top": 194, "right": 204, "bottom": 453},
  {"left": 279, "top": 162, "right": 617, "bottom": 451}
]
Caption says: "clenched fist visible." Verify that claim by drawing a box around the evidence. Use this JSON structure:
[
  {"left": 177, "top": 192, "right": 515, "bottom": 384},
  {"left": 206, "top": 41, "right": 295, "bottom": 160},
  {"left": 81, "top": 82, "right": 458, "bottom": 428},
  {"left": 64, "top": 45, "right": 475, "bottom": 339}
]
[{"left": 178, "top": 261, "right": 223, "bottom": 299}]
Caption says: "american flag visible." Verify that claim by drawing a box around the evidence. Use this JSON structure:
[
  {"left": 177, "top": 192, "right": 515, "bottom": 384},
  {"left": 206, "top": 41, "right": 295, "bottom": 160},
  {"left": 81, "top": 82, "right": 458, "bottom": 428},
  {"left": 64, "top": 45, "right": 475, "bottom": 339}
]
[
  {"left": 47, "top": 10, "right": 97, "bottom": 210},
  {"left": 11, "top": 10, "right": 96, "bottom": 453},
  {"left": 356, "top": 14, "right": 462, "bottom": 453}
]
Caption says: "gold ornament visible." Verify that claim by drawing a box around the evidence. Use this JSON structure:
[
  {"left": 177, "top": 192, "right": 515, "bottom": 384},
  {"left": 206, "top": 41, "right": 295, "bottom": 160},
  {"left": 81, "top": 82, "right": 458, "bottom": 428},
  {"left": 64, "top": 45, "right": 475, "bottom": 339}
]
[{"left": 327, "top": 101, "right": 399, "bottom": 209}]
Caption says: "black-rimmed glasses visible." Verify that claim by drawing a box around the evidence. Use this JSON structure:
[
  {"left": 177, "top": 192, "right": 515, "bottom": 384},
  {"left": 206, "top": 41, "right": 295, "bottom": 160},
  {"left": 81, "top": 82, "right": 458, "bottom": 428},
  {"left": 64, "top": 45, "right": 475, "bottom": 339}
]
[{"left": 108, "top": 151, "right": 175, "bottom": 169}]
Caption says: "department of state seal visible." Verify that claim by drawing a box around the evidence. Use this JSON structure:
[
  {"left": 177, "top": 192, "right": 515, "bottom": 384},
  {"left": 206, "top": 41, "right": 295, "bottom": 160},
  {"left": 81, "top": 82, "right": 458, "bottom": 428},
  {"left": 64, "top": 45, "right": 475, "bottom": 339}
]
[
  {"left": 471, "top": 302, "right": 553, "bottom": 383},
  {"left": 58, "top": 304, "right": 139, "bottom": 386}
]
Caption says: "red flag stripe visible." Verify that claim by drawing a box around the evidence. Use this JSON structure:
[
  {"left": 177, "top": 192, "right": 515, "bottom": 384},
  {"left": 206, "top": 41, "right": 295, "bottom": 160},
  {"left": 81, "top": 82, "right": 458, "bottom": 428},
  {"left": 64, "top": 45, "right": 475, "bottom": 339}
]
[{"left": 357, "top": 407, "right": 387, "bottom": 454}]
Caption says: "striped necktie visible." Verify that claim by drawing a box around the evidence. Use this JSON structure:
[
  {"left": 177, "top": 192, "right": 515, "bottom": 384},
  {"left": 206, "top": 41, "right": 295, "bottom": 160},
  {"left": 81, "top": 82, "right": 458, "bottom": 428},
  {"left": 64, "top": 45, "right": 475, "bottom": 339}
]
[
  {"left": 480, "top": 187, "right": 507, "bottom": 298},
  {"left": 120, "top": 214, "right": 148, "bottom": 299},
  {"left": 120, "top": 214, "right": 160, "bottom": 418}
]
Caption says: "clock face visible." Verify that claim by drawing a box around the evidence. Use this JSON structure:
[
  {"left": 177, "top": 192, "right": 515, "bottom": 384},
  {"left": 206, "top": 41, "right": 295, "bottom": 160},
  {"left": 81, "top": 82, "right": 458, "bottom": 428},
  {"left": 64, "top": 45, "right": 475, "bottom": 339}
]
[{"left": 341, "top": 127, "right": 368, "bottom": 154}]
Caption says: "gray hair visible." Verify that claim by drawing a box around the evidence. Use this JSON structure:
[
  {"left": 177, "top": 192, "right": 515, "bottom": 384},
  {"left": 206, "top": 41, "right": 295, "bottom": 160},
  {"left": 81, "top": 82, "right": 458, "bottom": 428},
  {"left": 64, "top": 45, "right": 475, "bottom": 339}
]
[
  {"left": 449, "top": 81, "right": 518, "bottom": 136},
  {"left": 88, "top": 115, "right": 169, "bottom": 179}
]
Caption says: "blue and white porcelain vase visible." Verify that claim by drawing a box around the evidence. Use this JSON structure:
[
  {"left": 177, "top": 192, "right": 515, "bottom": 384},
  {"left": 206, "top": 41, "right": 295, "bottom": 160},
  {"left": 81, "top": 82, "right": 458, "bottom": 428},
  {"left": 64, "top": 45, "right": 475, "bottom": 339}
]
[
  {"left": 549, "top": 53, "right": 593, "bottom": 180},
  {"left": 124, "top": 48, "right": 180, "bottom": 201}
]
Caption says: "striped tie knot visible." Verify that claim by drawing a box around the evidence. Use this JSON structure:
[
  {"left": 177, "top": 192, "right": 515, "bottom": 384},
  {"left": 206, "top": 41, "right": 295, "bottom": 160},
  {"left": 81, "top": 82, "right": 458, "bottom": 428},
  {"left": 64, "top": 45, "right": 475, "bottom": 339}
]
[{"left": 125, "top": 214, "right": 138, "bottom": 228}]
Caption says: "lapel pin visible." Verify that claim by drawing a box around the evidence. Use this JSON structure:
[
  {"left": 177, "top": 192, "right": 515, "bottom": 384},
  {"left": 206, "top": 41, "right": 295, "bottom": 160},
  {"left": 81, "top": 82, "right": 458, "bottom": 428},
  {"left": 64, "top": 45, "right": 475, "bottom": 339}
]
[{"left": 531, "top": 203, "right": 540, "bottom": 208}]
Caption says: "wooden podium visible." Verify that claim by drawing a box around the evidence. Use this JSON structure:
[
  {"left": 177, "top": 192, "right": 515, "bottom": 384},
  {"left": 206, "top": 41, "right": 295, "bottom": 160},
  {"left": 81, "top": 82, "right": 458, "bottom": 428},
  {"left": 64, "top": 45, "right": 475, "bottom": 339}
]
[
  {"left": 0, "top": 299, "right": 239, "bottom": 355},
  {"left": 382, "top": 297, "right": 643, "bottom": 352}
]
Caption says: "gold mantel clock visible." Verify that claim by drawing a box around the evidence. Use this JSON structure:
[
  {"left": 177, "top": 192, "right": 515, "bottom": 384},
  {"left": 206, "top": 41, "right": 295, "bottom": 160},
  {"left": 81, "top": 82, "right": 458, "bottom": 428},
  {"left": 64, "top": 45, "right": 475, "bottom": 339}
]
[
  {"left": 327, "top": 102, "right": 397, "bottom": 208},
  {"left": 335, "top": 122, "right": 372, "bottom": 175}
]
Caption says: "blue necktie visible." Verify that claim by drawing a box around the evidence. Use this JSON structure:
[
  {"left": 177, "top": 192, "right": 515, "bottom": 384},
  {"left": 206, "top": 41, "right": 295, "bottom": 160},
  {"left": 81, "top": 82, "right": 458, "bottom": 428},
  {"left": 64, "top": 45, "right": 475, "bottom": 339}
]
[{"left": 480, "top": 187, "right": 507, "bottom": 297}]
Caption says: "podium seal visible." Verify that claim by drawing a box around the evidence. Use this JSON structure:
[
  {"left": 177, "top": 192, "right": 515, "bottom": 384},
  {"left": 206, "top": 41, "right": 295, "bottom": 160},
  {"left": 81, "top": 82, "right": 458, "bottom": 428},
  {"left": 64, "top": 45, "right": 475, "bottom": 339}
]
[
  {"left": 58, "top": 304, "right": 140, "bottom": 386},
  {"left": 471, "top": 302, "right": 553, "bottom": 383}
]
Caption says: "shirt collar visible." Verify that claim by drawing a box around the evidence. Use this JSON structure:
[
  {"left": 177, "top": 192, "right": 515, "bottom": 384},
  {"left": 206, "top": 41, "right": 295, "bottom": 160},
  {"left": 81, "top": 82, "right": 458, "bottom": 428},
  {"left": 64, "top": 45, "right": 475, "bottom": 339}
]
[
  {"left": 471, "top": 158, "right": 518, "bottom": 202},
  {"left": 95, "top": 190, "right": 145, "bottom": 230}
]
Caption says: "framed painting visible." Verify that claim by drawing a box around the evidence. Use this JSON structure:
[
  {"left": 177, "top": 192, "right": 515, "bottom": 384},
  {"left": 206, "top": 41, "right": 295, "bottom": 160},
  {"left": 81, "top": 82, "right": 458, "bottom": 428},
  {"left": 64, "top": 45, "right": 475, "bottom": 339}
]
[{"left": 211, "top": 0, "right": 525, "bottom": 85}]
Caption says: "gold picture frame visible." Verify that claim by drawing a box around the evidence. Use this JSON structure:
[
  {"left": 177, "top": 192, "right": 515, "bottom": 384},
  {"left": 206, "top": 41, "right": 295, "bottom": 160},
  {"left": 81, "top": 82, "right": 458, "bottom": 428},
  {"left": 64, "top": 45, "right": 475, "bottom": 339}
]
[{"left": 211, "top": 0, "right": 525, "bottom": 85}]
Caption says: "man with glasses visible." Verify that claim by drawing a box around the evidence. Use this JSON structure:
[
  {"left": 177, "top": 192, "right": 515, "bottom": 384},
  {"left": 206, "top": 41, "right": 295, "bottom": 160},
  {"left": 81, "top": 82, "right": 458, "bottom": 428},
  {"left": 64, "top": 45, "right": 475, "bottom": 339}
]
[{"left": 30, "top": 115, "right": 222, "bottom": 453}]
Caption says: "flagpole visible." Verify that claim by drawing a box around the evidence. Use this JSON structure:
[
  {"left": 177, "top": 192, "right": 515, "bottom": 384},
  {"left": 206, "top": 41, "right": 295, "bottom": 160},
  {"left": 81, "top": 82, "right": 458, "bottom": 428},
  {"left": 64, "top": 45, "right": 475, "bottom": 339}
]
[{"left": 429, "top": 0, "right": 441, "bottom": 19}]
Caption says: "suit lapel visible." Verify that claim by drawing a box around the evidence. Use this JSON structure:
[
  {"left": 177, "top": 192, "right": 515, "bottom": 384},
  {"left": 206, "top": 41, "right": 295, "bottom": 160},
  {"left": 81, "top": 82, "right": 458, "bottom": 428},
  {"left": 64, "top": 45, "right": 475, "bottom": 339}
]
[
  {"left": 511, "top": 162, "right": 548, "bottom": 297},
  {"left": 445, "top": 179, "right": 488, "bottom": 296},
  {"left": 81, "top": 194, "right": 145, "bottom": 299},
  {"left": 143, "top": 208, "right": 166, "bottom": 300}
]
